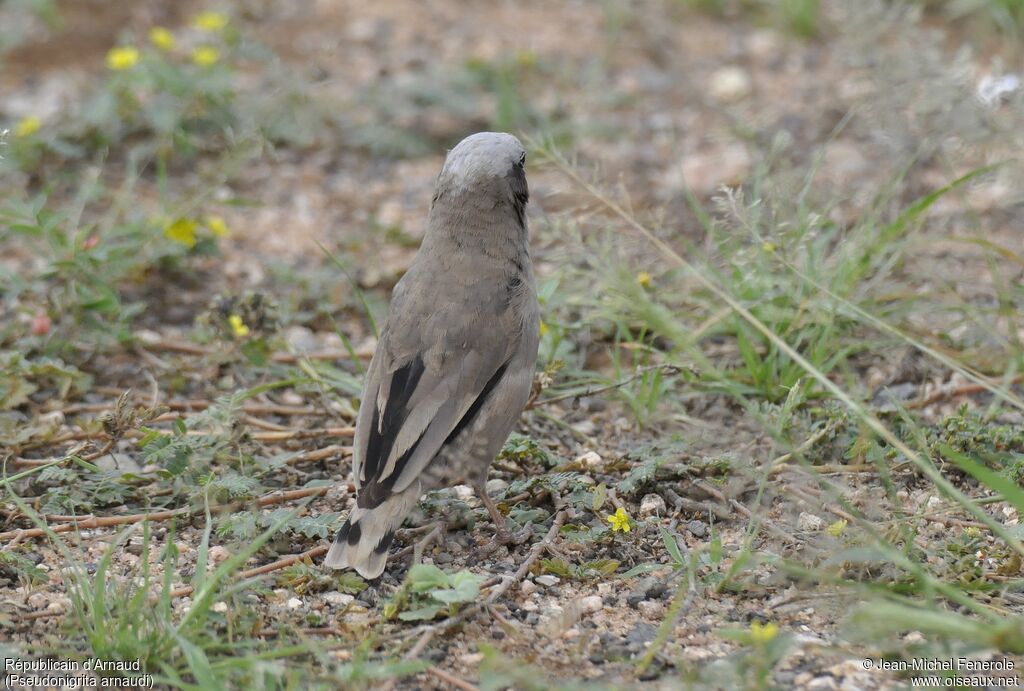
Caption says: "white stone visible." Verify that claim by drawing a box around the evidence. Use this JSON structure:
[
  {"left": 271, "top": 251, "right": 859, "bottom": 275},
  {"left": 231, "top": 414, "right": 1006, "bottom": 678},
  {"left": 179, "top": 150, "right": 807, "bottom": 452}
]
[
  {"left": 212, "top": 601, "right": 229, "bottom": 613},
  {"left": 571, "top": 420, "right": 597, "bottom": 435},
  {"left": 535, "top": 575, "right": 560, "bottom": 587},
  {"left": 575, "top": 451, "right": 603, "bottom": 468},
  {"left": 281, "top": 391, "right": 305, "bottom": 406},
  {"left": 452, "top": 485, "right": 475, "bottom": 502},
  {"left": 324, "top": 592, "right": 355, "bottom": 607},
  {"left": 486, "top": 478, "right": 509, "bottom": 495},
  {"left": 807, "top": 677, "right": 837, "bottom": 691},
  {"left": 640, "top": 494, "right": 666, "bottom": 516},
  {"left": 287, "top": 597, "right": 303, "bottom": 609},
  {"left": 638, "top": 600, "right": 664, "bottom": 619},
  {"left": 38, "top": 410, "right": 65, "bottom": 429},
  {"left": 578, "top": 595, "right": 603, "bottom": 614},
  {"left": 520, "top": 579, "right": 539, "bottom": 596},
  {"left": 709, "top": 66, "right": 752, "bottom": 103},
  {"left": 208, "top": 545, "right": 231, "bottom": 564},
  {"left": 797, "top": 512, "right": 825, "bottom": 531}
]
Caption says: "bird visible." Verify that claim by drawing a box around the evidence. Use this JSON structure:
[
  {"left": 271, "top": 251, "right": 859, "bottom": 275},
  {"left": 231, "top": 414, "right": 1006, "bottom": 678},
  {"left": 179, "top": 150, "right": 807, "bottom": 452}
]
[{"left": 324, "top": 132, "right": 541, "bottom": 579}]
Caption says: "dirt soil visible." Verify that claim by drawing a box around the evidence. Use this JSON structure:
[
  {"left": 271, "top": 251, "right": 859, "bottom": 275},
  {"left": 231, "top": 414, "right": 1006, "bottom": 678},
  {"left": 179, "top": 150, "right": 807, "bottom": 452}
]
[{"left": 3, "top": 0, "right": 1024, "bottom": 689}]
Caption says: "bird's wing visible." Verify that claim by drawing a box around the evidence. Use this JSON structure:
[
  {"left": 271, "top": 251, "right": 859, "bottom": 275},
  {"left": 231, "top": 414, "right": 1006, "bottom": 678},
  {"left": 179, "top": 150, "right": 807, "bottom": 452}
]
[{"left": 351, "top": 268, "right": 520, "bottom": 508}]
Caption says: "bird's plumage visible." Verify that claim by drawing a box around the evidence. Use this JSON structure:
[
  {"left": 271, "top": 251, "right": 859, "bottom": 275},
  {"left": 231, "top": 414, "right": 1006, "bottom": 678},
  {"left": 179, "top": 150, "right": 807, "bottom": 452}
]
[{"left": 325, "top": 132, "right": 540, "bottom": 579}]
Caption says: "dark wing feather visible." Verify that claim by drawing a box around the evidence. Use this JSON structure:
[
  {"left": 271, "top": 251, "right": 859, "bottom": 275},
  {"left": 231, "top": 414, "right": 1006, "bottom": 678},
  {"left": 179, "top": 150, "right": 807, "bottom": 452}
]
[{"left": 360, "top": 355, "right": 425, "bottom": 486}]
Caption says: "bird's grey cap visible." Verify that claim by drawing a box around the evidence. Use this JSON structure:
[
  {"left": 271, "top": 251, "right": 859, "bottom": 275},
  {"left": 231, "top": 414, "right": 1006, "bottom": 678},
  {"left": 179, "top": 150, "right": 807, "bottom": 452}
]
[{"left": 440, "top": 132, "right": 526, "bottom": 187}]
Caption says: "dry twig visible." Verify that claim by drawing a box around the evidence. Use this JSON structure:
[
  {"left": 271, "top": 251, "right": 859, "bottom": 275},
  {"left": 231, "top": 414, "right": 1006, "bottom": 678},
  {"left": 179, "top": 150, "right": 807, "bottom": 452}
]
[
  {"left": 167, "top": 544, "right": 330, "bottom": 599},
  {"left": 527, "top": 364, "right": 685, "bottom": 409},
  {"left": 0, "top": 486, "right": 329, "bottom": 542}
]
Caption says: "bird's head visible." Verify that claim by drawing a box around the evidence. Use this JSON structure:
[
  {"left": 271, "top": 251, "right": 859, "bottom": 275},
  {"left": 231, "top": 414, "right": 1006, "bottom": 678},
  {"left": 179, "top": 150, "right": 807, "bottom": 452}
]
[{"left": 434, "top": 132, "right": 529, "bottom": 228}]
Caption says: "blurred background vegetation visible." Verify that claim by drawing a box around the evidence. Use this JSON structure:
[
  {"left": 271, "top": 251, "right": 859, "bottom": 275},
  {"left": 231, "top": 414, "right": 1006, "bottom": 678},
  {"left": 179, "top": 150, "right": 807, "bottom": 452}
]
[{"left": 2, "top": 0, "right": 1024, "bottom": 688}]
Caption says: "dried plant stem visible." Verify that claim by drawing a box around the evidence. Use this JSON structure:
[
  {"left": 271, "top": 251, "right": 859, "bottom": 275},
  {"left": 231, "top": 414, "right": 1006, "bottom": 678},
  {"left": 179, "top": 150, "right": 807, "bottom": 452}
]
[
  {"left": 527, "top": 364, "right": 683, "bottom": 409},
  {"left": 167, "top": 544, "right": 329, "bottom": 599},
  {"left": 426, "top": 666, "right": 479, "bottom": 691},
  {"left": 906, "top": 375, "right": 1024, "bottom": 410},
  {"left": 0, "top": 486, "right": 329, "bottom": 542},
  {"left": 14, "top": 437, "right": 352, "bottom": 468}
]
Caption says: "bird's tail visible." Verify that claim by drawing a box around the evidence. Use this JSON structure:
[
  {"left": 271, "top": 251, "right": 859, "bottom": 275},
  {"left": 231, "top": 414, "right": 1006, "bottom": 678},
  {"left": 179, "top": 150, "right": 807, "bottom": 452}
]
[{"left": 324, "top": 483, "right": 421, "bottom": 579}]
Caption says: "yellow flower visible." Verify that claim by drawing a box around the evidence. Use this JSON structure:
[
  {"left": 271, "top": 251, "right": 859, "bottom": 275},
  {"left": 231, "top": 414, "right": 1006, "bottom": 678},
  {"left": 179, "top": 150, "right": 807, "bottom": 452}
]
[
  {"left": 606, "top": 507, "right": 631, "bottom": 533},
  {"left": 762, "top": 241, "right": 777, "bottom": 253},
  {"left": 164, "top": 218, "right": 197, "bottom": 247},
  {"left": 515, "top": 49, "right": 538, "bottom": 68},
  {"left": 636, "top": 271, "right": 651, "bottom": 288},
  {"left": 14, "top": 116, "right": 41, "bottom": 138},
  {"left": 193, "top": 11, "right": 228, "bottom": 31},
  {"left": 826, "top": 519, "right": 847, "bottom": 537},
  {"left": 148, "top": 26, "right": 176, "bottom": 51},
  {"left": 206, "top": 215, "right": 229, "bottom": 237},
  {"left": 749, "top": 621, "right": 779, "bottom": 644},
  {"left": 192, "top": 47, "right": 220, "bottom": 67},
  {"left": 106, "top": 46, "right": 140, "bottom": 71},
  {"left": 539, "top": 321, "right": 549, "bottom": 337},
  {"left": 228, "top": 314, "right": 250, "bottom": 338}
]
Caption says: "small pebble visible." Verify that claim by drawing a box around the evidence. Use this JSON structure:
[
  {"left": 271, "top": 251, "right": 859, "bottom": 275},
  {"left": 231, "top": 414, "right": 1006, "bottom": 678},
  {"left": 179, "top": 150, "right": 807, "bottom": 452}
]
[
  {"left": 807, "top": 677, "right": 838, "bottom": 691},
  {"left": 571, "top": 420, "right": 597, "bottom": 435},
  {"left": 578, "top": 595, "right": 603, "bottom": 614},
  {"left": 709, "top": 66, "right": 752, "bottom": 102},
  {"left": 208, "top": 545, "right": 231, "bottom": 564},
  {"left": 281, "top": 391, "right": 305, "bottom": 406},
  {"left": 287, "top": 597, "right": 303, "bottom": 609},
  {"left": 486, "top": 478, "right": 508, "bottom": 494},
  {"left": 520, "top": 579, "right": 539, "bottom": 596},
  {"left": 452, "top": 485, "right": 475, "bottom": 502},
  {"left": 575, "top": 451, "right": 603, "bottom": 468},
  {"left": 626, "top": 591, "right": 646, "bottom": 608},
  {"left": 324, "top": 592, "right": 354, "bottom": 607},
  {"left": 638, "top": 600, "right": 664, "bottom": 619},
  {"left": 536, "top": 575, "right": 560, "bottom": 587},
  {"left": 640, "top": 493, "right": 666, "bottom": 516},
  {"left": 212, "top": 601, "right": 228, "bottom": 613},
  {"left": 797, "top": 512, "right": 825, "bottom": 531}
]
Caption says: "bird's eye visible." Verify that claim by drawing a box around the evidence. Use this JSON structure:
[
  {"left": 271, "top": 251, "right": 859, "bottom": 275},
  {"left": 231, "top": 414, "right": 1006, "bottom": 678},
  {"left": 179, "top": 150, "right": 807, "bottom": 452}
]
[{"left": 518, "top": 153, "right": 526, "bottom": 167}]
